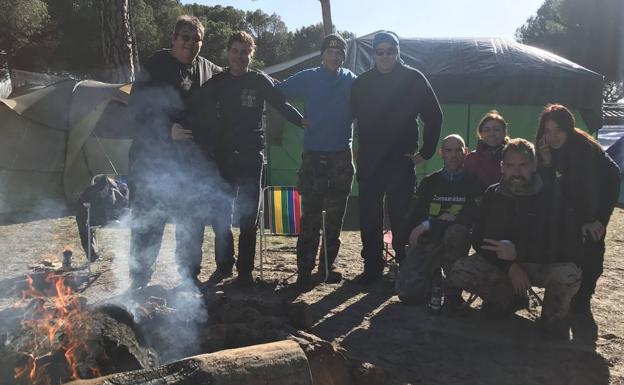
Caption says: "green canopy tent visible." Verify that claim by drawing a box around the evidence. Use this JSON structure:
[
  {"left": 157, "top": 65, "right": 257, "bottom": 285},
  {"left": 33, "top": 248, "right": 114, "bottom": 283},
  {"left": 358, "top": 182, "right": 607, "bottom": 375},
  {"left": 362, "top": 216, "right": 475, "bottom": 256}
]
[
  {"left": 0, "top": 80, "right": 132, "bottom": 222},
  {"left": 263, "top": 33, "right": 603, "bottom": 194}
]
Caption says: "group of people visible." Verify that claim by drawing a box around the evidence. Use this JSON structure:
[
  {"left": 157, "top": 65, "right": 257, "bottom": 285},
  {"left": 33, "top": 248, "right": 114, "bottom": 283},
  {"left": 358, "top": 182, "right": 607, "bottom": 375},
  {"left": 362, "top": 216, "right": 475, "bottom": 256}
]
[
  {"left": 115, "top": 14, "right": 620, "bottom": 338},
  {"left": 396, "top": 107, "right": 620, "bottom": 338}
]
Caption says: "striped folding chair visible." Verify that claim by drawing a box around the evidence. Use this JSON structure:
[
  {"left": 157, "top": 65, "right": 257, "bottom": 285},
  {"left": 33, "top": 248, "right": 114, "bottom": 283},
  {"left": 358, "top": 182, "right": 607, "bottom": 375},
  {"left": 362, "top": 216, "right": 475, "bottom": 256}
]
[{"left": 259, "top": 186, "right": 302, "bottom": 279}]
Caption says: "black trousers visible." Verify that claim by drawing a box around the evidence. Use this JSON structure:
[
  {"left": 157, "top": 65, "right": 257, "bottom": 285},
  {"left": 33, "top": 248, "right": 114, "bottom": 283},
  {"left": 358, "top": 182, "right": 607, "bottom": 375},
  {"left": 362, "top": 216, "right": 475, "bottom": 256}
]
[
  {"left": 358, "top": 158, "right": 416, "bottom": 273},
  {"left": 214, "top": 152, "right": 264, "bottom": 275}
]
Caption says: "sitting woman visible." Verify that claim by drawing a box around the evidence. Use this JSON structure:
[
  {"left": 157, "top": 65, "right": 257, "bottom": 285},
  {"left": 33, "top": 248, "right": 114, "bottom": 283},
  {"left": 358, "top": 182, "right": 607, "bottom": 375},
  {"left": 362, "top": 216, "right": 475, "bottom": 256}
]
[
  {"left": 464, "top": 110, "right": 509, "bottom": 187},
  {"left": 535, "top": 104, "right": 620, "bottom": 313}
]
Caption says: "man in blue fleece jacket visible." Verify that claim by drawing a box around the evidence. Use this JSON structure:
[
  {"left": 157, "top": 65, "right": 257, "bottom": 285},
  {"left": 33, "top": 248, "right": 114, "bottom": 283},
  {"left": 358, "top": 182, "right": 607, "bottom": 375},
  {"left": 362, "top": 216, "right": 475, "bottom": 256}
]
[{"left": 278, "top": 34, "right": 357, "bottom": 290}]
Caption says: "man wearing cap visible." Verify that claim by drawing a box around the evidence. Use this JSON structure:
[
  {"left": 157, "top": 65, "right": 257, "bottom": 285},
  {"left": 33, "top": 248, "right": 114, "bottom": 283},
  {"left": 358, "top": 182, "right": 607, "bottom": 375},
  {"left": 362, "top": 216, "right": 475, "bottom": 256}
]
[
  {"left": 351, "top": 31, "right": 443, "bottom": 285},
  {"left": 278, "top": 34, "right": 356, "bottom": 290}
]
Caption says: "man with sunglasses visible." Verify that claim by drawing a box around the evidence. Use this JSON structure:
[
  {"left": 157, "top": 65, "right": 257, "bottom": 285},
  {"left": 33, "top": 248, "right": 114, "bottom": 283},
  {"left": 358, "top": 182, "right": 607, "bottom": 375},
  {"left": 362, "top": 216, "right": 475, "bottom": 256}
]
[
  {"left": 128, "top": 15, "right": 221, "bottom": 290},
  {"left": 351, "top": 31, "right": 443, "bottom": 286},
  {"left": 278, "top": 34, "right": 357, "bottom": 290}
]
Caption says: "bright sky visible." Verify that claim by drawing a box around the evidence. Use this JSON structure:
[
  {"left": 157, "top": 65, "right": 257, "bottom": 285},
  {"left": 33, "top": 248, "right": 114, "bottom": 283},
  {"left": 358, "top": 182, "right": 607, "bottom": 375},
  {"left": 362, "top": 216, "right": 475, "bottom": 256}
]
[{"left": 183, "top": 0, "right": 545, "bottom": 39}]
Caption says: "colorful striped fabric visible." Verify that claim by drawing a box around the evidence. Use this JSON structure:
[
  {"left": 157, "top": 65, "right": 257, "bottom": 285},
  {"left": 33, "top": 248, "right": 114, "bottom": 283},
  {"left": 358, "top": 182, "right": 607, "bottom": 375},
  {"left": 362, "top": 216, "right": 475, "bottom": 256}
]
[{"left": 266, "top": 186, "right": 301, "bottom": 235}]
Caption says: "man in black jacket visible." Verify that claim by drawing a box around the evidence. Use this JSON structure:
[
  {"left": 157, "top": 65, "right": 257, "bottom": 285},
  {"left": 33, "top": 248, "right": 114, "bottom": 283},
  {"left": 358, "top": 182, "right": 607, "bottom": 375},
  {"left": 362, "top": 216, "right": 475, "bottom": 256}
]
[
  {"left": 194, "top": 31, "right": 303, "bottom": 285},
  {"left": 128, "top": 15, "right": 222, "bottom": 289},
  {"left": 449, "top": 138, "right": 582, "bottom": 339},
  {"left": 396, "top": 135, "right": 483, "bottom": 308},
  {"left": 351, "top": 31, "right": 443, "bottom": 285}
]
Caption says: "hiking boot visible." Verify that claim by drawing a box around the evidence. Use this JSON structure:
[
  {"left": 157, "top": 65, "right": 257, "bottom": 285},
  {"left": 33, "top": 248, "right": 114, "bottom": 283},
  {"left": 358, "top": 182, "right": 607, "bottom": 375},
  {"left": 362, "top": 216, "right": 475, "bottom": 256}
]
[
  {"left": 540, "top": 318, "right": 570, "bottom": 341},
  {"left": 88, "top": 251, "right": 100, "bottom": 262},
  {"left": 386, "top": 260, "right": 399, "bottom": 283},
  {"left": 317, "top": 265, "right": 343, "bottom": 283},
  {"left": 443, "top": 288, "right": 469, "bottom": 317},
  {"left": 129, "top": 276, "right": 148, "bottom": 291},
  {"left": 570, "top": 295, "right": 592, "bottom": 315},
  {"left": 481, "top": 295, "right": 528, "bottom": 319},
  {"left": 235, "top": 272, "right": 254, "bottom": 287},
  {"left": 296, "top": 271, "right": 314, "bottom": 292},
  {"left": 207, "top": 268, "right": 233, "bottom": 285},
  {"left": 355, "top": 269, "right": 383, "bottom": 286}
]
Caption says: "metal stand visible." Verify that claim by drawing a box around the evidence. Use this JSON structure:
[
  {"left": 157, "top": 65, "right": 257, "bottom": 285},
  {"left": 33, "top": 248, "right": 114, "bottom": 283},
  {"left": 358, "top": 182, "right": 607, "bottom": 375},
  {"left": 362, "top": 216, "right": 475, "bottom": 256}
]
[
  {"left": 83, "top": 202, "right": 92, "bottom": 274},
  {"left": 322, "top": 210, "right": 328, "bottom": 282},
  {"left": 259, "top": 189, "right": 265, "bottom": 281}
]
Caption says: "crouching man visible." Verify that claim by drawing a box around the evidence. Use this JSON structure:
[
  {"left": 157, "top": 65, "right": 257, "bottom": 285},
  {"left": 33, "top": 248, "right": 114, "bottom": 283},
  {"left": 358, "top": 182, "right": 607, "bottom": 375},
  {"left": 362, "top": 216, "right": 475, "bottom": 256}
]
[
  {"left": 448, "top": 138, "right": 582, "bottom": 339},
  {"left": 396, "top": 135, "right": 483, "bottom": 312}
]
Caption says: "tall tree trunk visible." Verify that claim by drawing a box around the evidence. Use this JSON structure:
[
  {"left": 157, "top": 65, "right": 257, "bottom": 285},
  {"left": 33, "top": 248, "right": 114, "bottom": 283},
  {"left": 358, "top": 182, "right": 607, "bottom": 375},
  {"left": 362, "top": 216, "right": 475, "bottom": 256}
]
[
  {"left": 319, "top": 0, "right": 333, "bottom": 36},
  {"left": 99, "top": 0, "right": 136, "bottom": 83}
]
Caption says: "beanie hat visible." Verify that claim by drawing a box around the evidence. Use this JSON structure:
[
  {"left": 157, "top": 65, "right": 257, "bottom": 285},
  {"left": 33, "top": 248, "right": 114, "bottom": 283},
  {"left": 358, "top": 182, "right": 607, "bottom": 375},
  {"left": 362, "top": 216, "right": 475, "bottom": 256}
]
[
  {"left": 372, "top": 31, "right": 400, "bottom": 49},
  {"left": 321, "top": 33, "right": 347, "bottom": 58}
]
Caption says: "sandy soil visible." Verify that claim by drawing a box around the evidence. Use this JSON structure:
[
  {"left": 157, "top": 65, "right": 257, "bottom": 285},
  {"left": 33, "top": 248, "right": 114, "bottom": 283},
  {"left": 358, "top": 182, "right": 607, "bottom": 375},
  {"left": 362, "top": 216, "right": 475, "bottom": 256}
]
[{"left": 1, "top": 208, "right": 623, "bottom": 385}]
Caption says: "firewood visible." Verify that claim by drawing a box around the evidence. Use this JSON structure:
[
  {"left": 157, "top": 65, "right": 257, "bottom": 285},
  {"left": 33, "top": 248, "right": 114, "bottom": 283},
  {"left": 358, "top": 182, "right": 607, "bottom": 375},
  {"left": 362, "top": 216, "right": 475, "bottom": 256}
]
[{"left": 64, "top": 339, "right": 312, "bottom": 385}]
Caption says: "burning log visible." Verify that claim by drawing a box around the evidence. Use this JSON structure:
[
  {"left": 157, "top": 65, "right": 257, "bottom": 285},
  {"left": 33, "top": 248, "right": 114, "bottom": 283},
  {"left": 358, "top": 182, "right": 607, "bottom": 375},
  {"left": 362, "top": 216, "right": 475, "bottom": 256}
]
[
  {"left": 65, "top": 339, "right": 312, "bottom": 385},
  {"left": 1, "top": 273, "right": 153, "bottom": 385}
]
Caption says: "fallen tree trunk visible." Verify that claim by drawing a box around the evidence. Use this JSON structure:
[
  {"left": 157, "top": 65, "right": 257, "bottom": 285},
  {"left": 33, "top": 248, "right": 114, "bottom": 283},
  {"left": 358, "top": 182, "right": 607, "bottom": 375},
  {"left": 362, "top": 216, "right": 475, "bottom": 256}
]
[{"left": 65, "top": 339, "right": 312, "bottom": 385}]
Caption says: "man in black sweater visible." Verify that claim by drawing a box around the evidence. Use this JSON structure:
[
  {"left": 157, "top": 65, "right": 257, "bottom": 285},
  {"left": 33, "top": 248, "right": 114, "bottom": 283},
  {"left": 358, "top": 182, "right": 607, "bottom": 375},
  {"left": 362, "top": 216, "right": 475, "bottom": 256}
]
[
  {"left": 449, "top": 139, "right": 582, "bottom": 339},
  {"left": 396, "top": 135, "right": 483, "bottom": 309},
  {"left": 128, "top": 15, "right": 222, "bottom": 289},
  {"left": 351, "top": 31, "right": 443, "bottom": 285},
  {"left": 194, "top": 31, "right": 303, "bottom": 285}
]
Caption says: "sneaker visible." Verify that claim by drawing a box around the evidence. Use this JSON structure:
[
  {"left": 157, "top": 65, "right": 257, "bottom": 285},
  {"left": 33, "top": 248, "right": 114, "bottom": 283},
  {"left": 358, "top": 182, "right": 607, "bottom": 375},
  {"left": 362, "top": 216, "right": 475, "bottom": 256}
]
[
  {"left": 317, "top": 265, "right": 343, "bottom": 283},
  {"left": 355, "top": 269, "right": 383, "bottom": 286},
  {"left": 296, "top": 271, "right": 314, "bottom": 292},
  {"left": 235, "top": 272, "right": 254, "bottom": 287}
]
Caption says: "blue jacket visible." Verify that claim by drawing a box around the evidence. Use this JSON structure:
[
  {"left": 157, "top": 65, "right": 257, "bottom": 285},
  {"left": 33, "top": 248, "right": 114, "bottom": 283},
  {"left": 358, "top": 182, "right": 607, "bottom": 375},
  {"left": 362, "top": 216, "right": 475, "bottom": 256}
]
[{"left": 278, "top": 66, "right": 356, "bottom": 152}]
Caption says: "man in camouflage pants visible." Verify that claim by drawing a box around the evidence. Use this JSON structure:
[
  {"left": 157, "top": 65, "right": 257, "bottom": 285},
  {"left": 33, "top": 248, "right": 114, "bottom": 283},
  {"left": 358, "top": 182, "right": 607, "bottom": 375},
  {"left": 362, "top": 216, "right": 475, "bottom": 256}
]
[
  {"left": 449, "top": 138, "right": 582, "bottom": 339},
  {"left": 396, "top": 135, "right": 483, "bottom": 309},
  {"left": 278, "top": 34, "right": 356, "bottom": 290}
]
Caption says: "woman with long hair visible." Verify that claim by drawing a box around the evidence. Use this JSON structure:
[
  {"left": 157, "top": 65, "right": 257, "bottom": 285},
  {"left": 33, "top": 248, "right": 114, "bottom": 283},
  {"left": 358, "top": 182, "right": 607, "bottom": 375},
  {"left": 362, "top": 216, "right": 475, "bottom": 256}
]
[
  {"left": 535, "top": 104, "right": 620, "bottom": 313},
  {"left": 464, "top": 110, "right": 509, "bottom": 187}
]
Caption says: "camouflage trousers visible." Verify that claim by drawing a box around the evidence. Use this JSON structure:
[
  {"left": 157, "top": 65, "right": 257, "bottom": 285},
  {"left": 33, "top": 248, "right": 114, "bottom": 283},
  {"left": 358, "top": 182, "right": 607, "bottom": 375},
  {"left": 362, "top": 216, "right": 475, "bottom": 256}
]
[
  {"left": 395, "top": 224, "right": 471, "bottom": 303},
  {"left": 296, "top": 150, "right": 354, "bottom": 273},
  {"left": 449, "top": 254, "right": 582, "bottom": 321}
]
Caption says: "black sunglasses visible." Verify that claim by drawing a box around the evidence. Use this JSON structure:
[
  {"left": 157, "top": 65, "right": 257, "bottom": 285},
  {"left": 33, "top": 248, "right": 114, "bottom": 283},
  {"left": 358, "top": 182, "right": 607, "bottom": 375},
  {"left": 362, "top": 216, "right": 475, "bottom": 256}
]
[{"left": 374, "top": 48, "right": 398, "bottom": 56}]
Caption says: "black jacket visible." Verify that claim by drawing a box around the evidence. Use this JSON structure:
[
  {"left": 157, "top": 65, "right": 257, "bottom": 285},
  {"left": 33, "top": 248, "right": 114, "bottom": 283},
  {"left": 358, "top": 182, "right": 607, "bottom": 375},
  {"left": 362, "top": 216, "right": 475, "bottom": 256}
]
[
  {"left": 539, "top": 133, "right": 620, "bottom": 229},
  {"left": 407, "top": 169, "right": 484, "bottom": 244},
  {"left": 350, "top": 64, "right": 442, "bottom": 179},
  {"left": 128, "top": 49, "right": 221, "bottom": 177},
  {"left": 472, "top": 177, "right": 580, "bottom": 272},
  {"left": 195, "top": 69, "right": 303, "bottom": 160}
]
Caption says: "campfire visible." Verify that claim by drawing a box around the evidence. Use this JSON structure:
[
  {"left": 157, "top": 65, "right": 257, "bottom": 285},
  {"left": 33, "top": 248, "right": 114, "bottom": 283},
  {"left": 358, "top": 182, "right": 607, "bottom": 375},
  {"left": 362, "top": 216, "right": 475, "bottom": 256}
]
[
  {"left": 13, "top": 272, "right": 103, "bottom": 384},
  {"left": 0, "top": 268, "right": 384, "bottom": 385}
]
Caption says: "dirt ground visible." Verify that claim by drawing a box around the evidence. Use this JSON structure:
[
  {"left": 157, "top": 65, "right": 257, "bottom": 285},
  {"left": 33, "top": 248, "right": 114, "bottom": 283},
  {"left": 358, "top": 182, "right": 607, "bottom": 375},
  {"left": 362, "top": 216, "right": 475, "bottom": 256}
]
[{"left": 1, "top": 208, "right": 623, "bottom": 385}]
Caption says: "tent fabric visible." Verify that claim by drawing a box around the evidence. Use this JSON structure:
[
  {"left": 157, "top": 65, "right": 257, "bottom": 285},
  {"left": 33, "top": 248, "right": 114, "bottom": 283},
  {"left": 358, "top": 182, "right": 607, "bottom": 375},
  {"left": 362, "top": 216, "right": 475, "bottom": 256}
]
[
  {"left": 346, "top": 36, "right": 603, "bottom": 131},
  {"left": 0, "top": 80, "right": 132, "bottom": 221}
]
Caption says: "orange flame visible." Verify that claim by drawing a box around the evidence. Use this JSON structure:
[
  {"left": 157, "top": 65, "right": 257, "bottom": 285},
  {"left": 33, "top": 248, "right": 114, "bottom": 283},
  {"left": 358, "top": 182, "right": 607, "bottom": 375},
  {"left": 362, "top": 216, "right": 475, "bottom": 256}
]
[{"left": 14, "top": 272, "right": 101, "bottom": 384}]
